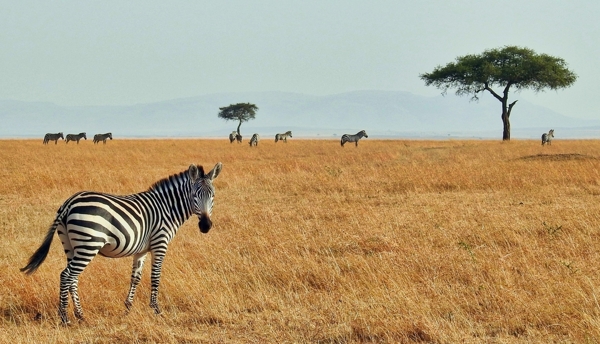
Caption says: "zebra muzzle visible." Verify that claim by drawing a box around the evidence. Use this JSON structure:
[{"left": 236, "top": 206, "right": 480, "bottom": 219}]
[{"left": 198, "top": 215, "right": 212, "bottom": 233}]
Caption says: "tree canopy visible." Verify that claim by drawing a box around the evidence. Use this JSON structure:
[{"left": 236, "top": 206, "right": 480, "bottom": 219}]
[
  {"left": 217, "top": 103, "right": 258, "bottom": 135},
  {"left": 420, "top": 46, "right": 577, "bottom": 140}
]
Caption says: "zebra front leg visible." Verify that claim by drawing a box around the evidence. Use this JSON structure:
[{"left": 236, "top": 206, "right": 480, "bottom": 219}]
[
  {"left": 149, "top": 252, "right": 166, "bottom": 314},
  {"left": 125, "top": 252, "right": 148, "bottom": 311}
]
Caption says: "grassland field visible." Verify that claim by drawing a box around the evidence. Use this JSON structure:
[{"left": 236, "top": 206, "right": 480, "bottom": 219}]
[{"left": 1, "top": 138, "right": 600, "bottom": 343}]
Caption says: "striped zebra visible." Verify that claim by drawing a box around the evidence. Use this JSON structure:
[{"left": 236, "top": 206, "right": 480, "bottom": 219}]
[
  {"left": 93, "top": 132, "right": 113, "bottom": 144},
  {"left": 249, "top": 133, "right": 259, "bottom": 147},
  {"left": 275, "top": 131, "right": 292, "bottom": 143},
  {"left": 228, "top": 131, "right": 242, "bottom": 144},
  {"left": 66, "top": 132, "right": 87, "bottom": 144},
  {"left": 43, "top": 132, "right": 64, "bottom": 145},
  {"left": 541, "top": 129, "right": 554, "bottom": 146},
  {"left": 20, "top": 163, "right": 223, "bottom": 324},
  {"left": 341, "top": 130, "right": 368, "bottom": 147}
]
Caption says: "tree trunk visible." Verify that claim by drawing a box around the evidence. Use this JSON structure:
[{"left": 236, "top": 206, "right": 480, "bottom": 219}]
[
  {"left": 237, "top": 120, "right": 242, "bottom": 136},
  {"left": 501, "top": 100, "right": 518, "bottom": 141},
  {"left": 502, "top": 109, "right": 510, "bottom": 141}
]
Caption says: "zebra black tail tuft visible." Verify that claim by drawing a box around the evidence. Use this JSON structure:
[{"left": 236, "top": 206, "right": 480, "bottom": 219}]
[{"left": 21, "top": 221, "right": 58, "bottom": 275}]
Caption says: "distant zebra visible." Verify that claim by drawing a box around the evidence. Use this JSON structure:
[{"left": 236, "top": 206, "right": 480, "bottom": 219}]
[
  {"left": 249, "top": 133, "right": 259, "bottom": 147},
  {"left": 541, "top": 129, "right": 554, "bottom": 146},
  {"left": 43, "top": 132, "right": 64, "bottom": 145},
  {"left": 275, "top": 131, "right": 292, "bottom": 143},
  {"left": 236, "top": 133, "right": 242, "bottom": 143},
  {"left": 341, "top": 130, "right": 368, "bottom": 147},
  {"left": 21, "top": 163, "right": 223, "bottom": 324},
  {"left": 66, "top": 132, "right": 87, "bottom": 144},
  {"left": 93, "top": 132, "right": 112, "bottom": 144},
  {"left": 229, "top": 131, "right": 237, "bottom": 143}
]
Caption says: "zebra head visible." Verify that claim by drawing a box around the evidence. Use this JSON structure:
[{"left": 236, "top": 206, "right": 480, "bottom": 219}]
[
  {"left": 189, "top": 162, "right": 222, "bottom": 233},
  {"left": 59, "top": 132, "right": 64, "bottom": 140},
  {"left": 82, "top": 132, "right": 87, "bottom": 140}
]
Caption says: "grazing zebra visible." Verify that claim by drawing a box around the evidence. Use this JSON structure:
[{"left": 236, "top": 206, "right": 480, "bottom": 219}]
[
  {"left": 275, "top": 131, "right": 292, "bottom": 143},
  {"left": 341, "top": 130, "right": 368, "bottom": 147},
  {"left": 43, "top": 132, "right": 64, "bottom": 145},
  {"left": 541, "top": 129, "right": 554, "bottom": 146},
  {"left": 236, "top": 133, "right": 242, "bottom": 143},
  {"left": 249, "top": 133, "right": 259, "bottom": 147},
  {"left": 20, "top": 163, "right": 223, "bottom": 324},
  {"left": 93, "top": 132, "right": 113, "bottom": 144},
  {"left": 229, "top": 131, "right": 237, "bottom": 143},
  {"left": 66, "top": 132, "right": 87, "bottom": 144}
]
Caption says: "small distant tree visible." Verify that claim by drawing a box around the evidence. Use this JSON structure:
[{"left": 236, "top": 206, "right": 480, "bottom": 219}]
[
  {"left": 420, "top": 46, "right": 577, "bottom": 140},
  {"left": 217, "top": 103, "right": 258, "bottom": 136}
]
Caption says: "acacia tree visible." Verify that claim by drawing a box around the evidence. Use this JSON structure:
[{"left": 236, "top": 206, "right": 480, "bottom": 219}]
[
  {"left": 217, "top": 102, "right": 258, "bottom": 136},
  {"left": 420, "top": 46, "right": 577, "bottom": 140}
]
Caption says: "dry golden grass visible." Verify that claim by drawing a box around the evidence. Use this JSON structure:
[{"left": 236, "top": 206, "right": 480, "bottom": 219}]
[{"left": 2, "top": 138, "right": 600, "bottom": 343}]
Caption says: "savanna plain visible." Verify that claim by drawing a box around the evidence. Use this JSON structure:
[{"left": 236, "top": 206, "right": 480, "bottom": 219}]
[{"left": 2, "top": 138, "right": 600, "bottom": 343}]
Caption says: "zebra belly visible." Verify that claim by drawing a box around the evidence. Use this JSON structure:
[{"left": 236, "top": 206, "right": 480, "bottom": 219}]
[{"left": 66, "top": 212, "right": 147, "bottom": 258}]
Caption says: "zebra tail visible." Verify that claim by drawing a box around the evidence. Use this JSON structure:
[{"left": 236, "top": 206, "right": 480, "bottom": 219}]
[{"left": 20, "top": 220, "right": 59, "bottom": 275}]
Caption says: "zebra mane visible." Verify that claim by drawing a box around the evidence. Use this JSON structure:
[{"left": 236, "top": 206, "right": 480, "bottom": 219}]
[
  {"left": 147, "top": 170, "right": 190, "bottom": 192},
  {"left": 147, "top": 166, "right": 206, "bottom": 192}
]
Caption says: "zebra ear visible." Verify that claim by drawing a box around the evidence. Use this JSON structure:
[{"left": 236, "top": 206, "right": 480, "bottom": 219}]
[
  {"left": 206, "top": 162, "right": 222, "bottom": 181},
  {"left": 188, "top": 164, "right": 201, "bottom": 181}
]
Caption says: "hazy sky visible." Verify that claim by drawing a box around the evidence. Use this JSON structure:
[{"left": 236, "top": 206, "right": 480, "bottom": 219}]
[{"left": 1, "top": 1, "right": 598, "bottom": 119}]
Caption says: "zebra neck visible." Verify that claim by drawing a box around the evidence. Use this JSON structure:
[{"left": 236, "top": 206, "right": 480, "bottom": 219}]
[{"left": 147, "top": 173, "right": 194, "bottom": 223}]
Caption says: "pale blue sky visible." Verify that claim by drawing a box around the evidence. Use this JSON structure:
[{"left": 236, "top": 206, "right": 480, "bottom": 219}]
[{"left": 1, "top": 1, "right": 598, "bottom": 119}]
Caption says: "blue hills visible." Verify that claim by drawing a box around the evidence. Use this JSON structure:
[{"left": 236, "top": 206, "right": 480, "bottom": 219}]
[{"left": 1, "top": 90, "right": 598, "bottom": 139}]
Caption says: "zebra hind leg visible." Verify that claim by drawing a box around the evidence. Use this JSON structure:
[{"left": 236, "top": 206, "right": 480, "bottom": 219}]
[
  {"left": 59, "top": 250, "right": 98, "bottom": 324},
  {"left": 125, "top": 253, "right": 148, "bottom": 311},
  {"left": 69, "top": 277, "right": 84, "bottom": 321}
]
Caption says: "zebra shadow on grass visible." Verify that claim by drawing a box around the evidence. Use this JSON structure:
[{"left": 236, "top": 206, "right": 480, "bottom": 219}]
[{"left": 518, "top": 153, "right": 598, "bottom": 161}]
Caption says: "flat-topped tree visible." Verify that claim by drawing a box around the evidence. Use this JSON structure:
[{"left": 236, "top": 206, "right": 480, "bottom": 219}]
[
  {"left": 218, "top": 103, "right": 258, "bottom": 137},
  {"left": 420, "top": 46, "right": 577, "bottom": 141}
]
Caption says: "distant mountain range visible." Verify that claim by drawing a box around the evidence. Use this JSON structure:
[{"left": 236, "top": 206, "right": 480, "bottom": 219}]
[{"left": 1, "top": 90, "right": 599, "bottom": 139}]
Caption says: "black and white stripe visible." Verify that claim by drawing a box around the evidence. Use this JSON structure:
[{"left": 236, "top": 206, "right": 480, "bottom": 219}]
[
  {"left": 93, "top": 133, "right": 113, "bottom": 144},
  {"left": 43, "top": 132, "right": 64, "bottom": 145},
  {"left": 341, "top": 130, "right": 368, "bottom": 147},
  {"left": 228, "top": 131, "right": 242, "bottom": 143},
  {"left": 275, "top": 131, "right": 292, "bottom": 143},
  {"left": 21, "top": 163, "right": 223, "bottom": 324},
  {"left": 66, "top": 132, "right": 87, "bottom": 144},
  {"left": 541, "top": 129, "right": 554, "bottom": 146},
  {"left": 249, "top": 133, "right": 259, "bottom": 147}
]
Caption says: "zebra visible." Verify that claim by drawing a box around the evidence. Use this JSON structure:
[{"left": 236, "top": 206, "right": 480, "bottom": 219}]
[
  {"left": 541, "top": 129, "right": 554, "bottom": 146},
  {"left": 229, "top": 131, "right": 237, "bottom": 143},
  {"left": 228, "top": 131, "right": 242, "bottom": 144},
  {"left": 93, "top": 132, "right": 113, "bottom": 144},
  {"left": 20, "top": 162, "right": 223, "bottom": 324},
  {"left": 43, "top": 132, "right": 64, "bottom": 145},
  {"left": 249, "top": 133, "right": 259, "bottom": 147},
  {"left": 275, "top": 131, "right": 292, "bottom": 143},
  {"left": 341, "top": 130, "right": 368, "bottom": 147},
  {"left": 66, "top": 132, "right": 87, "bottom": 144}
]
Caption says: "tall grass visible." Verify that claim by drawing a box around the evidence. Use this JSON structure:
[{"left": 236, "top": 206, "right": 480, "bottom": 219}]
[{"left": 1, "top": 138, "right": 600, "bottom": 343}]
